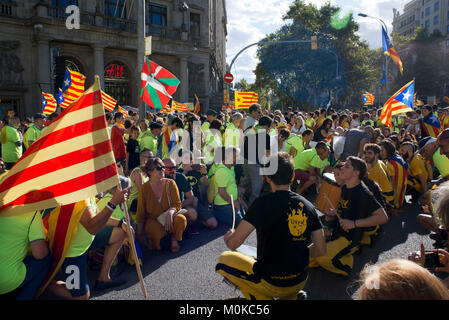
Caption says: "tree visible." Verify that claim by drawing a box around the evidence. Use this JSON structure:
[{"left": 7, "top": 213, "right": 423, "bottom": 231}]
[{"left": 252, "top": 0, "right": 379, "bottom": 110}]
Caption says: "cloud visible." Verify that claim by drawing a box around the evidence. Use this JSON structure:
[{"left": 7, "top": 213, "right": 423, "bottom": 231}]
[{"left": 226, "top": 0, "right": 409, "bottom": 84}]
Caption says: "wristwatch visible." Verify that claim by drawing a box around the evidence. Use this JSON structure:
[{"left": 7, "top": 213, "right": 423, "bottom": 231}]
[
  {"left": 117, "top": 218, "right": 124, "bottom": 229},
  {"left": 107, "top": 201, "right": 117, "bottom": 211}
]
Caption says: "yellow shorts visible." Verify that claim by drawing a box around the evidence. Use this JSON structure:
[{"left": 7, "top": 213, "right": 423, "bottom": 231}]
[{"left": 216, "top": 251, "right": 307, "bottom": 300}]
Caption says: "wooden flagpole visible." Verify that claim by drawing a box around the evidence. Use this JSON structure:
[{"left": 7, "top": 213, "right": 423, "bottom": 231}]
[
  {"left": 117, "top": 165, "right": 148, "bottom": 299},
  {"left": 230, "top": 194, "right": 236, "bottom": 230}
]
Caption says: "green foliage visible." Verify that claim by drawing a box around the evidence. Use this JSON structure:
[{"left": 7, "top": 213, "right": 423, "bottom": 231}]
[{"left": 251, "top": 0, "right": 379, "bottom": 110}]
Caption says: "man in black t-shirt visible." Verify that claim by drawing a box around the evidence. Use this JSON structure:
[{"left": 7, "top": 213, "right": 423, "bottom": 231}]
[
  {"left": 216, "top": 153, "right": 326, "bottom": 300},
  {"left": 310, "top": 157, "right": 389, "bottom": 276}
]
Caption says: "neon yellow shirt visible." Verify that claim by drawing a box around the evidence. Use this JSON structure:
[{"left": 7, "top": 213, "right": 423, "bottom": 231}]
[{"left": 214, "top": 164, "right": 238, "bottom": 206}]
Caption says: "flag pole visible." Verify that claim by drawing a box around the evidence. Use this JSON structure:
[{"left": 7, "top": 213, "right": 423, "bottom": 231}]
[
  {"left": 117, "top": 164, "right": 148, "bottom": 299},
  {"left": 99, "top": 73, "right": 147, "bottom": 299}
]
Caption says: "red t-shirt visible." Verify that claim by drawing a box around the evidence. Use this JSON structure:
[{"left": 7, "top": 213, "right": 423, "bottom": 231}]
[{"left": 111, "top": 124, "right": 126, "bottom": 160}]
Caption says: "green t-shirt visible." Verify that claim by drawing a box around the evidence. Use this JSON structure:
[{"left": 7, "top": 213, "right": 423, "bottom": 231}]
[
  {"left": 214, "top": 164, "right": 238, "bottom": 206},
  {"left": 97, "top": 193, "right": 124, "bottom": 220},
  {"left": 0, "top": 211, "right": 46, "bottom": 294},
  {"left": 1, "top": 125, "right": 22, "bottom": 163},
  {"left": 23, "top": 124, "right": 43, "bottom": 149},
  {"left": 66, "top": 198, "right": 97, "bottom": 258},
  {"left": 285, "top": 135, "right": 304, "bottom": 170},
  {"left": 224, "top": 123, "right": 241, "bottom": 147},
  {"left": 203, "top": 131, "right": 222, "bottom": 164},
  {"left": 128, "top": 167, "right": 149, "bottom": 208},
  {"left": 433, "top": 147, "right": 449, "bottom": 178},
  {"left": 139, "top": 129, "right": 158, "bottom": 155},
  {"left": 295, "top": 148, "right": 329, "bottom": 173}
]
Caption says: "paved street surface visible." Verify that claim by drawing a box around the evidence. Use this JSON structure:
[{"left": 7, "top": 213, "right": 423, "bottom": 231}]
[{"left": 43, "top": 199, "right": 434, "bottom": 300}]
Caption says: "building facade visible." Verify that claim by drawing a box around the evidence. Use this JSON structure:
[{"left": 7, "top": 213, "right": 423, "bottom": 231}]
[
  {"left": 393, "top": 0, "right": 449, "bottom": 42},
  {"left": 0, "top": 0, "right": 227, "bottom": 119}
]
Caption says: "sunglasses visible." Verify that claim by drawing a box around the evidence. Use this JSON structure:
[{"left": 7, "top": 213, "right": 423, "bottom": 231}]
[
  {"left": 154, "top": 166, "right": 166, "bottom": 171},
  {"left": 165, "top": 166, "right": 176, "bottom": 170}
]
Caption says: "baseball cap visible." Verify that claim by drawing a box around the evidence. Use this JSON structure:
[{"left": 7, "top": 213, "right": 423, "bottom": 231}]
[
  {"left": 418, "top": 136, "right": 436, "bottom": 151},
  {"left": 206, "top": 109, "right": 218, "bottom": 116},
  {"left": 149, "top": 121, "right": 163, "bottom": 130}
]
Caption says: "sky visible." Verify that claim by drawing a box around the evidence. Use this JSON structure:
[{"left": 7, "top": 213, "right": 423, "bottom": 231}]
[{"left": 225, "top": 0, "right": 410, "bottom": 84}]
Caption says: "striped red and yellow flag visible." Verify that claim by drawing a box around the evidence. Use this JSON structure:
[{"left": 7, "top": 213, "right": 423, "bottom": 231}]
[
  {"left": 235, "top": 91, "right": 259, "bottom": 109},
  {"left": 172, "top": 100, "right": 187, "bottom": 112},
  {"left": 37, "top": 200, "right": 88, "bottom": 296},
  {"left": 0, "top": 76, "right": 119, "bottom": 217},
  {"left": 194, "top": 94, "right": 200, "bottom": 115},
  {"left": 161, "top": 105, "right": 172, "bottom": 114},
  {"left": 101, "top": 90, "right": 117, "bottom": 112},
  {"left": 59, "top": 68, "right": 86, "bottom": 109},
  {"left": 42, "top": 92, "right": 57, "bottom": 115},
  {"left": 118, "top": 105, "right": 129, "bottom": 117}
]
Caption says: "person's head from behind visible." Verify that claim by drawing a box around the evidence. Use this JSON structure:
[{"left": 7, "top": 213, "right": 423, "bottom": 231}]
[
  {"left": 363, "top": 143, "right": 381, "bottom": 165},
  {"left": 357, "top": 259, "right": 449, "bottom": 300},
  {"left": 149, "top": 121, "right": 163, "bottom": 136},
  {"left": 170, "top": 117, "right": 184, "bottom": 130},
  {"left": 249, "top": 104, "right": 261, "bottom": 120},
  {"left": 380, "top": 140, "right": 396, "bottom": 160},
  {"left": 143, "top": 157, "right": 165, "bottom": 180},
  {"left": 263, "top": 152, "right": 294, "bottom": 190},
  {"left": 302, "top": 129, "right": 313, "bottom": 144},
  {"left": 108, "top": 175, "right": 131, "bottom": 195},
  {"left": 399, "top": 142, "right": 415, "bottom": 162},
  {"left": 339, "top": 156, "right": 366, "bottom": 183},
  {"left": 162, "top": 158, "right": 177, "bottom": 179},
  {"left": 315, "top": 142, "right": 330, "bottom": 160},
  {"left": 231, "top": 112, "right": 243, "bottom": 126},
  {"left": 210, "top": 119, "right": 222, "bottom": 132}
]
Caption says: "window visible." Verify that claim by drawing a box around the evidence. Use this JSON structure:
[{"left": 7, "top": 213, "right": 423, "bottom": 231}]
[
  {"left": 425, "top": 19, "right": 430, "bottom": 28},
  {"left": 51, "top": 0, "right": 78, "bottom": 6},
  {"left": 434, "top": 15, "right": 439, "bottom": 24},
  {"left": 50, "top": 0, "right": 78, "bottom": 19},
  {"left": 148, "top": 3, "right": 167, "bottom": 26},
  {"left": 435, "top": 1, "right": 439, "bottom": 11},
  {"left": 426, "top": 7, "right": 430, "bottom": 16},
  {"left": 105, "top": 0, "right": 126, "bottom": 18},
  {"left": 190, "top": 13, "right": 200, "bottom": 38}
]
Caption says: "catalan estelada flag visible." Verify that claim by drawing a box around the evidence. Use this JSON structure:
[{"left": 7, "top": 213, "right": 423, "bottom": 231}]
[
  {"left": 101, "top": 90, "right": 117, "bottom": 112},
  {"left": 363, "top": 92, "right": 375, "bottom": 106},
  {"left": 161, "top": 105, "right": 172, "bottom": 114},
  {"left": 235, "top": 91, "right": 258, "bottom": 109},
  {"left": 140, "top": 59, "right": 180, "bottom": 109},
  {"left": 171, "top": 100, "right": 187, "bottom": 112},
  {"left": 161, "top": 126, "right": 179, "bottom": 159},
  {"left": 0, "top": 76, "right": 119, "bottom": 217},
  {"left": 422, "top": 112, "right": 441, "bottom": 138},
  {"left": 382, "top": 26, "right": 403, "bottom": 75},
  {"left": 59, "top": 68, "right": 86, "bottom": 109},
  {"left": 37, "top": 200, "right": 88, "bottom": 297},
  {"left": 42, "top": 92, "right": 57, "bottom": 115},
  {"left": 386, "top": 154, "right": 408, "bottom": 208},
  {"left": 380, "top": 80, "right": 414, "bottom": 127},
  {"left": 194, "top": 94, "right": 200, "bottom": 115}
]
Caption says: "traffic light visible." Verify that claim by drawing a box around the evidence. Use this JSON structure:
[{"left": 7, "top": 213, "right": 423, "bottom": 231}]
[{"left": 311, "top": 35, "right": 317, "bottom": 50}]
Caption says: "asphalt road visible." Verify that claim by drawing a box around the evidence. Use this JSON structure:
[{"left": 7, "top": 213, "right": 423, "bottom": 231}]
[{"left": 41, "top": 197, "right": 434, "bottom": 300}]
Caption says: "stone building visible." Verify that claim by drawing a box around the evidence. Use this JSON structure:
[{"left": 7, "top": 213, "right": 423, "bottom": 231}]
[{"left": 0, "top": 0, "right": 227, "bottom": 119}]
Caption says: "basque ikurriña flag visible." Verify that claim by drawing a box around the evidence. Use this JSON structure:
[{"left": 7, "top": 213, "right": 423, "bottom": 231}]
[
  {"left": 140, "top": 59, "right": 180, "bottom": 109},
  {"left": 382, "top": 26, "right": 403, "bottom": 74}
]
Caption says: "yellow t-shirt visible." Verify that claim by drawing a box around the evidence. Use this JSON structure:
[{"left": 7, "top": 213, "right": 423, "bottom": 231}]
[
  {"left": 409, "top": 154, "right": 429, "bottom": 182},
  {"left": 368, "top": 160, "right": 394, "bottom": 207}
]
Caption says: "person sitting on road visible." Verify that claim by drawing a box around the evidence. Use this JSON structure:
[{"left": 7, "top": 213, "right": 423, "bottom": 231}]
[
  {"left": 357, "top": 259, "right": 449, "bottom": 300},
  {"left": 293, "top": 142, "right": 330, "bottom": 195},
  {"left": 309, "top": 157, "right": 389, "bottom": 277},
  {"left": 216, "top": 152, "right": 326, "bottom": 300},
  {"left": 136, "top": 158, "right": 187, "bottom": 253}
]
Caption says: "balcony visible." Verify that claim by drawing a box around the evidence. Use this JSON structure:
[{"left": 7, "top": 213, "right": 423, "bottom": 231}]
[
  {"left": 104, "top": 16, "right": 136, "bottom": 33},
  {"left": 146, "top": 24, "right": 182, "bottom": 41},
  {"left": 0, "top": 1, "right": 14, "bottom": 17}
]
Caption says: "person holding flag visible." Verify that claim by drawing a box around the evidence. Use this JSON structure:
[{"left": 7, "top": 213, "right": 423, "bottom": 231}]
[
  {"left": 402, "top": 105, "right": 441, "bottom": 139},
  {"left": 380, "top": 80, "right": 415, "bottom": 128}
]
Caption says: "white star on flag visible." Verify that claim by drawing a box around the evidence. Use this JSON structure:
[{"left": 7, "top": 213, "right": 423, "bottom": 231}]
[
  {"left": 64, "top": 79, "right": 70, "bottom": 87},
  {"left": 403, "top": 91, "right": 412, "bottom": 102}
]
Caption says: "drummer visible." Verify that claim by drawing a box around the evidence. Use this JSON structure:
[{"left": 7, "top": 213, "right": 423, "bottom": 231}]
[
  {"left": 309, "top": 157, "right": 389, "bottom": 276},
  {"left": 293, "top": 142, "right": 331, "bottom": 195}
]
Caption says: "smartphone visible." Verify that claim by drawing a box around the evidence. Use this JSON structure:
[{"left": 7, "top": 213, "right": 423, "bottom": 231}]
[{"left": 424, "top": 251, "right": 441, "bottom": 268}]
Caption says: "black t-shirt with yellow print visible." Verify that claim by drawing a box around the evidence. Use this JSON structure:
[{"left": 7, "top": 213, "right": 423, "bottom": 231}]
[
  {"left": 335, "top": 183, "right": 382, "bottom": 243},
  {"left": 244, "top": 190, "right": 322, "bottom": 287}
]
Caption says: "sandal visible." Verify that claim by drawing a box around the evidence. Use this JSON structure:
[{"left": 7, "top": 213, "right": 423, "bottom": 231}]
[{"left": 171, "top": 241, "right": 180, "bottom": 253}]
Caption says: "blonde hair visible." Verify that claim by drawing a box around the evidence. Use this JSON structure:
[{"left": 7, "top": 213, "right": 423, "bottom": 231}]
[{"left": 357, "top": 259, "right": 449, "bottom": 300}]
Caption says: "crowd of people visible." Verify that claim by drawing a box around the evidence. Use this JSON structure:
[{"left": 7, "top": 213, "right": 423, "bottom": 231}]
[{"left": 2, "top": 101, "right": 449, "bottom": 300}]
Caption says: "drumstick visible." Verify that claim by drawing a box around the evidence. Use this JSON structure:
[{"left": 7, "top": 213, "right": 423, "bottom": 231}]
[
  {"left": 324, "top": 193, "right": 341, "bottom": 220},
  {"left": 230, "top": 194, "right": 236, "bottom": 230}
]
